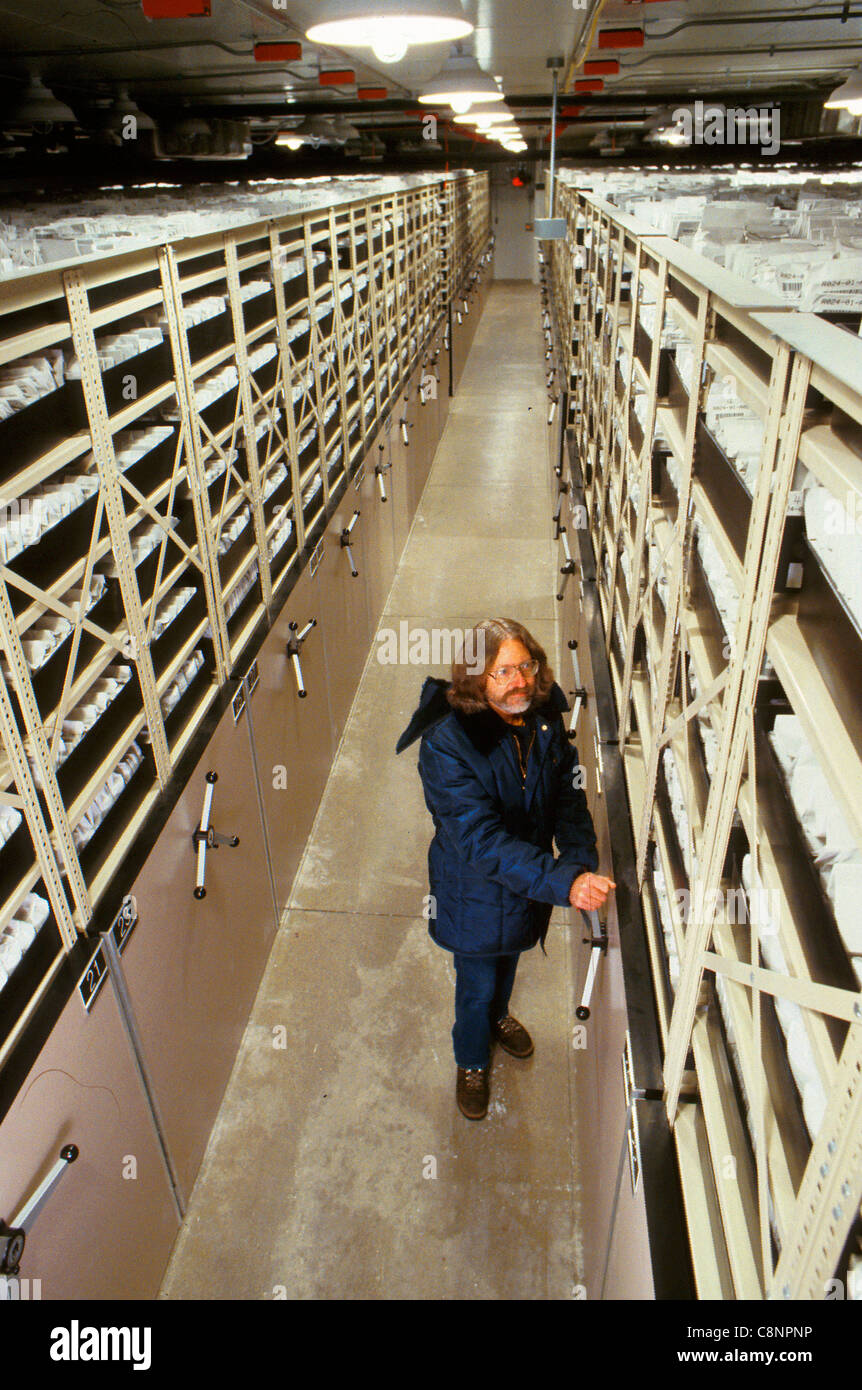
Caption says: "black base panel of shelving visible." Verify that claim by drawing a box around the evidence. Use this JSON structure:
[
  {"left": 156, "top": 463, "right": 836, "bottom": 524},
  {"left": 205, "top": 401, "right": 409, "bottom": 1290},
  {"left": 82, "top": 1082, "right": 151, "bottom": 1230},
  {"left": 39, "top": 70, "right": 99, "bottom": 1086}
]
[{"left": 565, "top": 425, "right": 697, "bottom": 1303}]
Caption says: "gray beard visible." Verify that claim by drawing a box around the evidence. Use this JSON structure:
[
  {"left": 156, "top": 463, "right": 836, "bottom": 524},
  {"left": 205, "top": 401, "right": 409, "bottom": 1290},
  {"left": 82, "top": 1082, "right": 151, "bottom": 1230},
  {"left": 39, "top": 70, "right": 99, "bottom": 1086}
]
[{"left": 487, "top": 693, "right": 532, "bottom": 716}]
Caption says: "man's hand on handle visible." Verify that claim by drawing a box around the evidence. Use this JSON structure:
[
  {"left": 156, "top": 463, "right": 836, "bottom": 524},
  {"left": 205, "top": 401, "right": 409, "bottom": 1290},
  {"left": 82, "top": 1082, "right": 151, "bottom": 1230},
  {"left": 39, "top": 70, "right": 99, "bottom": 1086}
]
[{"left": 569, "top": 871, "right": 616, "bottom": 912}]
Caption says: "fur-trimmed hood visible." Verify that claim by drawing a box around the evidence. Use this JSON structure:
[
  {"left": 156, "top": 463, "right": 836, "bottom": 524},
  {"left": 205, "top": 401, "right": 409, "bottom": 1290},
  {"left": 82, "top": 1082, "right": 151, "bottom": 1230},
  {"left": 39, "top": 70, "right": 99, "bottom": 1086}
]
[{"left": 395, "top": 676, "right": 570, "bottom": 756}]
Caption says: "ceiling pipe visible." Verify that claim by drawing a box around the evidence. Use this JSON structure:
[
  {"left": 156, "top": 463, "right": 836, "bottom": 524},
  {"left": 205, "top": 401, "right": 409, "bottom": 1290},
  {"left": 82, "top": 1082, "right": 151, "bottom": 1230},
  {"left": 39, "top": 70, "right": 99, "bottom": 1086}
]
[
  {"left": 643, "top": 6, "right": 862, "bottom": 37},
  {"left": 564, "top": 0, "right": 608, "bottom": 92}
]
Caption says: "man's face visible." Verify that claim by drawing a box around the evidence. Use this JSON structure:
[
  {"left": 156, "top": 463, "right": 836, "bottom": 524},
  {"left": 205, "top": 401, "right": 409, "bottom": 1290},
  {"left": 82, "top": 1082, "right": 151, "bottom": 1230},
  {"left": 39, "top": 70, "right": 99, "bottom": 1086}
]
[{"left": 484, "top": 638, "right": 536, "bottom": 717}]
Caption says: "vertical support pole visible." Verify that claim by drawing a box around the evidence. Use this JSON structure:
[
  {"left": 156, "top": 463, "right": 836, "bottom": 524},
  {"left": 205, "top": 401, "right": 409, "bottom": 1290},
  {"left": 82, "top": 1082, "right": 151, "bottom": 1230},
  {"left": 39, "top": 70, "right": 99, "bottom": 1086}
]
[
  {"left": 224, "top": 233, "right": 272, "bottom": 610},
  {"left": 64, "top": 269, "right": 173, "bottom": 786},
  {"left": 157, "top": 247, "right": 229, "bottom": 683},
  {"left": 269, "top": 220, "right": 306, "bottom": 557}
]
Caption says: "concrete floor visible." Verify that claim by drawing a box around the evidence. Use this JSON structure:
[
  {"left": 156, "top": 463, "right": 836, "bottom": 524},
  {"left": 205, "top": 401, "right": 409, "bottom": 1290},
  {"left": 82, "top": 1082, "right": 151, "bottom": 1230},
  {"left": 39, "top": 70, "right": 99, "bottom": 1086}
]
[{"left": 160, "top": 281, "right": 589, "bottom": 1300}]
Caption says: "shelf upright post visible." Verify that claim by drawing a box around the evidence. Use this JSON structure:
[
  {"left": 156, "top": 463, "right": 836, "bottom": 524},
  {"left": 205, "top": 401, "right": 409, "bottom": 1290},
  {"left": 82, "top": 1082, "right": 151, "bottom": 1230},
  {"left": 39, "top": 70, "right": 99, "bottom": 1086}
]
[
  {"left": 664, "top": 347, "right": 808, "bottom": 1121},
  {"left": 595, "top": 222, "right": 622, "bottom": 575},
  {"left": 378, "top": 199, "right": 396, "bottom": 399},
  {"left": 224, "top": 233, "right": 273, "bottom": 611},
  {"left": 156, "top": 247, "right": 229, "bottom": 685},
  {"left": 364, "top": 201, "right": 384, "bottom": 428},
  {"left": 391, "top": 194, "right": 406, "bottom": 385},
  {"left": 0, "top": 659, "right": 79, "bottom": 943},
  {"left": 327, "top": 207, "right": 351, "bottom": 478},
  {"left": 268, "top": 219, "right": 306, "bottom": 558},
  {"left": 63, "top": 269, "right": 172, "bottom": 788},
  {"left": 602, "top": 224, "right": 630, "bottom": 664},
  {"left": 771, "top": 1022, "right": 862, "bottom": 1299},
  {"left": 617, "top": 250, "right": 666, "bottom": 751},
  {"left": 347, "top": 204, "right": 369, "bottom": 458},
  {"left": 303, "top": 216, "right": 328, "bottom": 511},
  {"left": 632, "top": 271, "right": 707, "bottom": 884}
]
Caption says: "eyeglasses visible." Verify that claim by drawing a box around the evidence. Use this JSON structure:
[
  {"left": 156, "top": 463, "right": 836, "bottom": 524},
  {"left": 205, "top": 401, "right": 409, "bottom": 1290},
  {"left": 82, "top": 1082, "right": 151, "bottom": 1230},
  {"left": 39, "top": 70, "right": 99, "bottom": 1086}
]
[{"left": 487, "top": 659, "right": 539, "bottom": 684}]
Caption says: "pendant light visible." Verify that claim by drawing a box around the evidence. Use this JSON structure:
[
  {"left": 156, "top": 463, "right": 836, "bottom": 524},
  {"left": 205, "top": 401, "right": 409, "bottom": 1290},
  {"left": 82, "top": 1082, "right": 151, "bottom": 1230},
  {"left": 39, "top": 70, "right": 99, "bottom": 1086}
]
[
  {"left": 418, "top": 47, "right": 502, "bottom": 114},
  {"left": 276, "top": 116, "right": 341, "bottom": 150},
  {"left": 453, "top": 103, "right": 514, "bottom": 128},
  {"left": 825, "top": 68, "right": 862, "bottom": 117},
  {"left": 306, "top": 0, "right": 473, "bottom": 66},
  {"left": 10, "top": 73, "right": 77, "bottom": 125}
]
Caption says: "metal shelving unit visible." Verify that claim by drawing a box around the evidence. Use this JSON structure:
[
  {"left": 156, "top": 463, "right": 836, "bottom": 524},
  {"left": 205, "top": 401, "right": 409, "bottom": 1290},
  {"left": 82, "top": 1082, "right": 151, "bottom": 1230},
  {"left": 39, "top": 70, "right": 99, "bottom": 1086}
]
[
  {"left": 546, "top": 185, "right": 862, "bottom": 1301},
  {"left": 0, "top": 171, "right": 491, "bottom": 1074}
]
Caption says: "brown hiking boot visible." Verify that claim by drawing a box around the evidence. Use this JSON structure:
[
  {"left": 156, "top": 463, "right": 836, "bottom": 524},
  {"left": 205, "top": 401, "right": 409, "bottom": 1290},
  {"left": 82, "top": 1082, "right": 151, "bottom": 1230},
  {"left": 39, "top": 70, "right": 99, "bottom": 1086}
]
[
  {"left": 492, "top": 1015, "right": 534, "bottom": 1058},
  {"left": 456, "top": 1066, "right": 489, "bottom": 1120}
]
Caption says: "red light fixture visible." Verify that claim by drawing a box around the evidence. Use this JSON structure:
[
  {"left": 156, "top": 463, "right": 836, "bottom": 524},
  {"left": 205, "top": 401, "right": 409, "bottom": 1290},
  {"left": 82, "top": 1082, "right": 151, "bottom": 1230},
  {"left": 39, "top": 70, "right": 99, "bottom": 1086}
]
[
  {"left": 254, "top": 42, "right": 302, "bottom": 62},
  {"left": 319, "top": 69, "right": 356, "bottom": 85},
  {"left": 597, "top": 28, "right": 644, "bottom": 49},
  {"left": 575, "top": 79, "right": 604, "bottom": 93},
  {"left": 512, "top": 175, "right": 525, "bottom": 187},
  {"left": 584, "top": 59, "right": 619, "bottom": 76},
  {"left": 142, "top": 0, "right": 210, "bottom": 14}
]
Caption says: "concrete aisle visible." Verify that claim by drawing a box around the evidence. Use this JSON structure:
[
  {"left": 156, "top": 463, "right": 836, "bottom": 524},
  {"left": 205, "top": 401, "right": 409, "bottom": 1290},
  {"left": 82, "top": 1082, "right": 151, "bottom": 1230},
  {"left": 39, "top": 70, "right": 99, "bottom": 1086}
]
[{"left": 160, "top": 281, "right": 588, "bottom": 1301}]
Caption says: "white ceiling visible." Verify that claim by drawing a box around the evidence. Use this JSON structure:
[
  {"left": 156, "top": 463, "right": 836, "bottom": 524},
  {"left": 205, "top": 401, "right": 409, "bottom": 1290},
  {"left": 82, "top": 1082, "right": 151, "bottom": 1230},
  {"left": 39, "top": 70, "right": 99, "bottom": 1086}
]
[{"left": 0, "top": 0, "right": 860, "bottom": 153}]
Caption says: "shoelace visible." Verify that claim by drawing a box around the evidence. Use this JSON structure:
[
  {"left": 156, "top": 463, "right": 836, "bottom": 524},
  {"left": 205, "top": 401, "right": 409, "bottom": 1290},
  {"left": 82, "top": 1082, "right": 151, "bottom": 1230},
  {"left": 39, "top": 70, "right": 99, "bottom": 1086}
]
[{"left": 464, "top": 1069, "right": 486, "bottom": 1090}]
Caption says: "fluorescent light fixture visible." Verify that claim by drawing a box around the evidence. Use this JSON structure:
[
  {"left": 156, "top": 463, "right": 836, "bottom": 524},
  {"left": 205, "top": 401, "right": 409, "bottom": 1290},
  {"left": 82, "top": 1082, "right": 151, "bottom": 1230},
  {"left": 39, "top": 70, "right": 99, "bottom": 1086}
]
[
  {"left": 276, "top": 132, "right": 305, "bottom": 150},
  {"left": 418, "top": 48, "right": 502, "bottom": 113},
  {"left": 306, "top": 0, "right": 473, "bottom": 65}
]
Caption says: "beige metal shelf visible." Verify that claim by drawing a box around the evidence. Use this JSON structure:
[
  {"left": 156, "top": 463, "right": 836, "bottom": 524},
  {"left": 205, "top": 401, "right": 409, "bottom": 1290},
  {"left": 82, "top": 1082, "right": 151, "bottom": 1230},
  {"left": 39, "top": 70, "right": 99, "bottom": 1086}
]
[
  {"left": 766, "top": 613, "right": 862, "bottom": 852},
  {"left": 552, "top": 181, "right": 862, "bottom": 1301},
  {"left": 0, "top": 173, "right": 491, "bottom": 1071},
  {"left": 798, "top": 422, "right": 862, "bottom": 506}
]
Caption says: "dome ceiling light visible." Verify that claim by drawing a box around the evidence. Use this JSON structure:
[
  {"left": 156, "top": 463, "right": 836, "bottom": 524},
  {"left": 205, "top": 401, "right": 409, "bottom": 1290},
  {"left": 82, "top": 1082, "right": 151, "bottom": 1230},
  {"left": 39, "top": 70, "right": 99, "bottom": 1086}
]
[
  {"left": 418, "top": 47, "right": 502, "bottom": 114},
  {"left": 453, "top": 103, "right": 514, "bottom": 128},
  {"left": 9, "top": 73, "right": 77, "bottom": 125},
  {"left": 276, "top": 116, "right": 342, "bottom": 150},
  {"left": 825, "top": 68, "right": 862, "bottom": 117},
  {"left": 306, "top": 0, "right": 473, "bottom": 66}
]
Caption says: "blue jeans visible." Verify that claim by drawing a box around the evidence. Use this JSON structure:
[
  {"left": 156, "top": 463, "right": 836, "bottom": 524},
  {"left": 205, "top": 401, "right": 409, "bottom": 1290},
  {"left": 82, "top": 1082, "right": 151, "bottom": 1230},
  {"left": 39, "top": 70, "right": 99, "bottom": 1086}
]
[{"left": 452, "top": 953, "right": 519, "bottom": 1069}]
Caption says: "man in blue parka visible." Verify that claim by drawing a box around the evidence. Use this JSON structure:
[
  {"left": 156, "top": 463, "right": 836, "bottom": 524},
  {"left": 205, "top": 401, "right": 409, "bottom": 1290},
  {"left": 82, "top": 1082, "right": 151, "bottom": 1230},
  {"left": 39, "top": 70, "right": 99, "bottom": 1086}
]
[{"left": 396, "top": 617, "right": 615, "bottom": 1120}]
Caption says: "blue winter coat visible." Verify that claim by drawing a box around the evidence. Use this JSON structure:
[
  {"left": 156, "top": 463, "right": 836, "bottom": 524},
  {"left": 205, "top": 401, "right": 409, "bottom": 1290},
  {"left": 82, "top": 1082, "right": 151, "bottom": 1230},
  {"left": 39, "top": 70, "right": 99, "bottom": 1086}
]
[{"left": 396, "top": 677, "right": 598, "bottom": 956}]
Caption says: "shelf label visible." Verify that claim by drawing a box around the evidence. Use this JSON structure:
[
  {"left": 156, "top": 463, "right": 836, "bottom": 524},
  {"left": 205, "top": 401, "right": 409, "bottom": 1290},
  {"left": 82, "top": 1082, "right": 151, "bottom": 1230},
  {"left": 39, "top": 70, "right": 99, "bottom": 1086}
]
[{"left": 78, "top": 896, "right": 138, "bottom": 1013}]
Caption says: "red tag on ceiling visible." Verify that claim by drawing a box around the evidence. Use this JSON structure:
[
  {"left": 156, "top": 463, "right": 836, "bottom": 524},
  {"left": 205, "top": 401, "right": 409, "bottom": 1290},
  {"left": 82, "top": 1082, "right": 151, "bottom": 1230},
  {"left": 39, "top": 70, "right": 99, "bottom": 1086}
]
[
  {"left": 575, "top": 79, "right": 604, "bottom": 92},
  {"left": 320, "top": 70, "right": 356, "bottom": 86},
  {"left": 584, "top": 60, "right": 619, "bottom": 76},
  {"left": 254, "top": 42, "right": 302, "bottom": 62},
  {"left": 561, "top": 106, "right": 585, "bottom": 117},
  {"left": 358, "top": 87, "right": 387, "bottom": 100},
  {"left": 597, "top": 28, "right": 644, "bottom": 48},
  {"left": 141, "top": 0, "right": 211, "bottom": 15}
]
